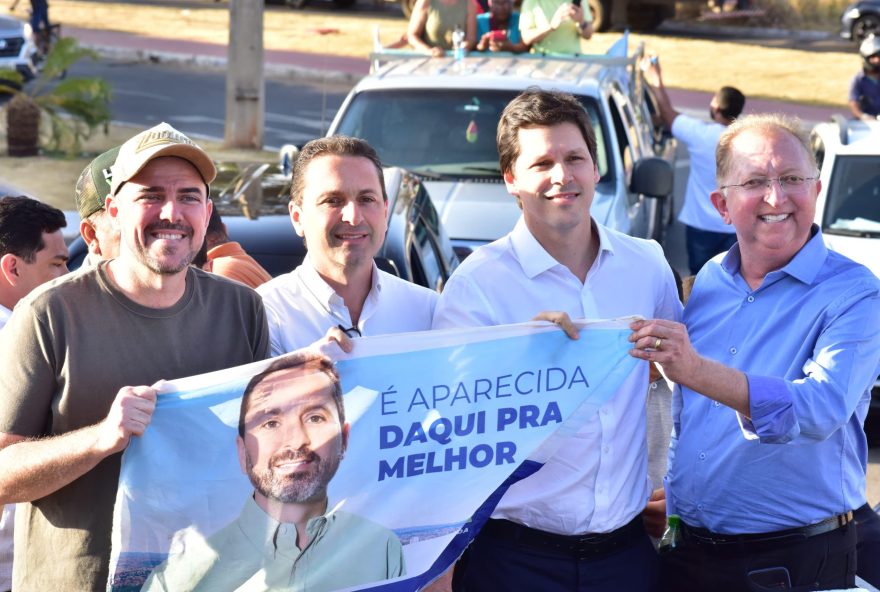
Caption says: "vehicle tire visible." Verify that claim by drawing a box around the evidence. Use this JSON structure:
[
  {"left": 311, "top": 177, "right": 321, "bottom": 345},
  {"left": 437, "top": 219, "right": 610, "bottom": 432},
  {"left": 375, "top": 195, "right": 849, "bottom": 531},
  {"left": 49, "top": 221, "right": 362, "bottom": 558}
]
[
  {"left": 284, "top": 0, "right": 308, "bottom": 8},
  {"left": 399, "top": 0, "right": 418, "bottom": 19},
  {"left": 588, "top": 0, "right": 612, "bottom": 32},
  {"left": 626, "top": 2, "right": 673, "bottom": 32},
  {"left": 334, "top": 0, "right": 357, "bottom": 8},
  {"left": 854, "top": 15, "right": 880, "bottom": 42}
]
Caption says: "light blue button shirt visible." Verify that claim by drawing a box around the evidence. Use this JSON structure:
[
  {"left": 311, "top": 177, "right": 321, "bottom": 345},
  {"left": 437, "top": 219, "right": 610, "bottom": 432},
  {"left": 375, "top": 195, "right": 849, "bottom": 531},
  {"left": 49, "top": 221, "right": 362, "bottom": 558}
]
[{"left": 667, "top": 227, "right": 880, "bottom": 534}]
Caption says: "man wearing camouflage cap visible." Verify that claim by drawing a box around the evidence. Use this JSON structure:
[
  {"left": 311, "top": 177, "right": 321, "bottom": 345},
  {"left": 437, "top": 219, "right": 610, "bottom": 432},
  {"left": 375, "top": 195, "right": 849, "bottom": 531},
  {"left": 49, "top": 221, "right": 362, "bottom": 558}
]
[
  {"left": 0, "top": 122, "right": 270, "bottom": 590},
  {"left": 74, "top": 146, "right": 121, "bottom": 265}
]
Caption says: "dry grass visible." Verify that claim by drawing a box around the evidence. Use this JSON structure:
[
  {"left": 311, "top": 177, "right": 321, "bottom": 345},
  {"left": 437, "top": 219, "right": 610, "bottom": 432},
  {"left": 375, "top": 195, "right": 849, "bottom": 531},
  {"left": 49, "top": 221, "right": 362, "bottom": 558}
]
[{"left": 0, "top": 123, "right": 275, "bottom": 211}]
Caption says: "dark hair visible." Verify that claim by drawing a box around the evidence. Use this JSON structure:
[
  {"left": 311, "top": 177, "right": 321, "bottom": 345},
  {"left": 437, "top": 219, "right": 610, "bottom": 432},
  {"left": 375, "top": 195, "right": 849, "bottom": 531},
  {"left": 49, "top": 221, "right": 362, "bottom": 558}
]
[
  {"left": 497, "top": 88, "right": 598, "bottom": 177},
  {"left": 205, "top": 206, "right": 229, "bottom": 246},
  {"left": 238, "top": 352, "right": 344, "bottom": 437},
  {"left": 716, "top": 86, "right": 746, "bottom": 121},
  {"left": 290, "top": 136, "right": 387, "bottom": 206},
  {"left": 0, "top": 195, "right": 67, "bottom": 262}
]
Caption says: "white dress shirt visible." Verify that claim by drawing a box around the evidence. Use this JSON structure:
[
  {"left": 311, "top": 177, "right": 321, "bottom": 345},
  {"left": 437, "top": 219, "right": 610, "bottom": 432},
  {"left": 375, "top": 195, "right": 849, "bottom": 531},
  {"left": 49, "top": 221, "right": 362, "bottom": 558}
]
[
  {"left": 0, "top": 303, "right": 12, "bottom": 591},
  {"left": 433, "top": 218, "right": 682, "bottom": 535},
  {"left": 671, "top": 114, "right": 735, "bottom": 234},
  {"left": 257, "top": 255, "right": 439, "bottom": 357}
]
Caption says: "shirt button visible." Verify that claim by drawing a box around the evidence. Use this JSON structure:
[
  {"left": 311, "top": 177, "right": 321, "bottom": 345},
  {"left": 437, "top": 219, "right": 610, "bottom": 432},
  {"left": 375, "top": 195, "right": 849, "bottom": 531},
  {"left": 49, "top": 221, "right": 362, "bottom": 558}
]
[
  {"left": 698, "top": 452, "right": 706, "bottom": 460},
  {"left": 714, "top": 401, "right": 721, "bottom": 407},
  {"left": 747, "top": 295, "right": 755, "bottom": 303},
  {"left": 730, "top": 347, "right": 737, "bottom": 355},
  {"left": 697, "top": 504, "right": 704, "bottom": 511},
  {"left": 651, "top": 382, "right": 658, "bottom": 390},
  {"left": 601, "top": 407, "right": 609, "bottom": 415},
  {"left": 603, "top": 446, "right": 610, "bottom": 454}
]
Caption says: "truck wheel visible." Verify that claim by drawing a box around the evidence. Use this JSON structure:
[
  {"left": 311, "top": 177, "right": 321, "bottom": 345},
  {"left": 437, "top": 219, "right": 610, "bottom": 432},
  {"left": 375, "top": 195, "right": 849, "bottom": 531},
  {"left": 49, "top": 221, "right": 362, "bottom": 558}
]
[
  {"left": 400, "top": 0, "right": 418, "bottom": 18},
  {"left": 334, "top": 0, "right": 356, "bottom": 7},
  {"left": 588, "top": 0, "right": 612, "bottom": 32},
  {"left": 284, "top": 0, "right": 307, "bottom": 8},
  {"left": 626, "top": 3, "right": 673, "bottom": 31}
]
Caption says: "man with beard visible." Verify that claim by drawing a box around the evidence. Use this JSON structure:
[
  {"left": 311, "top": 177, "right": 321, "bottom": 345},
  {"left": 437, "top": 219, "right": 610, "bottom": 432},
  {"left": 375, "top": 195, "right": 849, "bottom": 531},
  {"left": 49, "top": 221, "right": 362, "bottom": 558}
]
[
  {"left": 0, "top": 123, "right": 269, "bottom": 590},
  {"left": 144, "top": 352, "right": 405, "bottom": 592}
]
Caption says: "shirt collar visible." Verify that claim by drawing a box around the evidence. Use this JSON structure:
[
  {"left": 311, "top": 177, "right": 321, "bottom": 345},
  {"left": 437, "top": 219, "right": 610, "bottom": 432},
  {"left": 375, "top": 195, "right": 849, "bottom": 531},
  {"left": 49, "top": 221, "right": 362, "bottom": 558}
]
[
  {"left": 0, "top": 304, "right": 11, "bottom": 330},
  {"left": 720, "top": 224, "right": 825, "bottom": 286},
  {"left": 510, "top": 217, "right": 613, "bottom": 279},
  {"left": 238, "top": 495, "right": 343, "bottom": 556},
  {"left": 301, "top": 254, "right": 383, "bottom": 305}
]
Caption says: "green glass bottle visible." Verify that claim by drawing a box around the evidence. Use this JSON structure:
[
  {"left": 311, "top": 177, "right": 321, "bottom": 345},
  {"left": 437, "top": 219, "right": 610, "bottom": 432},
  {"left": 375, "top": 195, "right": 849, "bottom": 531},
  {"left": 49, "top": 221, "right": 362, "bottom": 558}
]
[{"left": 658, "top": 514, "right": 682, "bottom": 554}]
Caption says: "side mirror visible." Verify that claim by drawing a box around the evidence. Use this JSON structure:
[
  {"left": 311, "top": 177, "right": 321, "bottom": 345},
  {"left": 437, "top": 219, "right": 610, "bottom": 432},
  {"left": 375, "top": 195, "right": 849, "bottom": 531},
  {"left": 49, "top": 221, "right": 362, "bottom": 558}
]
[
  {"left": 278, "top": 144, "right": 300, "bottom": 177},
  {"left": 631, "top": 156, "right": 673, "bottom": 199}
]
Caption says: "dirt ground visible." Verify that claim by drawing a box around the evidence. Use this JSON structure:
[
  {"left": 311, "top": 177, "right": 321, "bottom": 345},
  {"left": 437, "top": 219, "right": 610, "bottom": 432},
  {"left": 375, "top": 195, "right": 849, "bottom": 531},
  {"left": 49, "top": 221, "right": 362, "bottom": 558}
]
[{"left": 0, "top": 124, "right": 274, "bottom": 212}]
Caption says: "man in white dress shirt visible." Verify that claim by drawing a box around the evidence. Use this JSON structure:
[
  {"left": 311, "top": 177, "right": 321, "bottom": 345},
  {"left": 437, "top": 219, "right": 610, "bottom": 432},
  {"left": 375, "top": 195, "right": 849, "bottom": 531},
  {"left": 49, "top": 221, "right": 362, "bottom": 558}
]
[
  {"left": 257, "top": 136, "right": 438, "bottom": 356},
  {"left": 0, "top": 195, "right": 68, "bottom": 592},
  {"left": 433, "top": 89, "right": 681, "bottom": 591}
]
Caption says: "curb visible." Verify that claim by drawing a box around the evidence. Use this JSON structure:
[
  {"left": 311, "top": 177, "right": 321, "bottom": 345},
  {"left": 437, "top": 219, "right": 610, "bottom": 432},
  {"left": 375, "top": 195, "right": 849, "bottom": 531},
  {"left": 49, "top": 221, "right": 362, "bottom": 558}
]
[
  {"left": 84, "top": 44, "right": 365, "bottom": 85},
  {"left": 658, "top": 20, "right": 837, "bottom": 42}
]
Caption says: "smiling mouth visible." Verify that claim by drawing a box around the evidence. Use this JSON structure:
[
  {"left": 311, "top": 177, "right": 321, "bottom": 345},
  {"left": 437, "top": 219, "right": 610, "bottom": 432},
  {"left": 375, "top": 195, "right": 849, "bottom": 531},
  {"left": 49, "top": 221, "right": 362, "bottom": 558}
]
[{"left": 759, "top": 214, "right": 791, "bottom": 223}]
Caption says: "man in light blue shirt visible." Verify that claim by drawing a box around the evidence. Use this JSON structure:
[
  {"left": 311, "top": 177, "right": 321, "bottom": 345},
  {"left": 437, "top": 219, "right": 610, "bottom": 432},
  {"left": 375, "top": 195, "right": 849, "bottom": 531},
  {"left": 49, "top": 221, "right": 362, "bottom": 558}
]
[{"left": 630, "top": 113, "right": 880, "bottom": 591}]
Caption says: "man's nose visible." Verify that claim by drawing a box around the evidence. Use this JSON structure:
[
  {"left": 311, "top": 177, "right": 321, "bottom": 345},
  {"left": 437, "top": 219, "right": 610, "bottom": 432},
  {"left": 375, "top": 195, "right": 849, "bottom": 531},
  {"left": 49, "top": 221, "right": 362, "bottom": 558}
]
[
  {"left": 341, "top": 200, "right": 362, "bottom": 225},
  {"left": 763, "top": 179, "right": 788, "bottom": 208},
  {"left": 550, "top": 162, "right": 571, "bottom": 185},
  {"left": 159, "top": 199, "right": 181, "bottom": 221}
]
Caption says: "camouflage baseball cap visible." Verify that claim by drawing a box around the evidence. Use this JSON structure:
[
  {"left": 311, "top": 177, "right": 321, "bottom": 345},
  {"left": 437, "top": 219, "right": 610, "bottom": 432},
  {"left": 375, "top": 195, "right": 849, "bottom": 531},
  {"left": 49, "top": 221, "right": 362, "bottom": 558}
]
[{"left": 74, "top": 146, "right": 120, "bottom": 219}]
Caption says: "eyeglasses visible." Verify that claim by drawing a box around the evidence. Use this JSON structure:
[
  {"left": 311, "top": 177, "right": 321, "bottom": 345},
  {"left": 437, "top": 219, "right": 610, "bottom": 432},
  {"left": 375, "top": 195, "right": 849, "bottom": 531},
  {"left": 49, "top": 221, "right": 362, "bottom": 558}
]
[{"left": 720, "top": 175, "right": 817, "bottom": 197}]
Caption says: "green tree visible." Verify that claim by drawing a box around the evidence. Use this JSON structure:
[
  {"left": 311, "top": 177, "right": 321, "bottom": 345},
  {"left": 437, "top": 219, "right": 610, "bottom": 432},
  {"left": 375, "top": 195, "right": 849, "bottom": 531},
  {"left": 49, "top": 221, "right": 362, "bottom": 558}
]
[{"left": 1, "top": 37, "right": 111, "bottom": 157}]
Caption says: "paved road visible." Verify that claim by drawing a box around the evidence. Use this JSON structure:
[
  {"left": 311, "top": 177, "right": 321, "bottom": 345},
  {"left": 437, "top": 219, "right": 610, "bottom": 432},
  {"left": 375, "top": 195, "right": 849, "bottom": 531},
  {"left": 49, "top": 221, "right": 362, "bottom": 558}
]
[{"left": 68, "top": 60, "right": 352, "bottom": 149}]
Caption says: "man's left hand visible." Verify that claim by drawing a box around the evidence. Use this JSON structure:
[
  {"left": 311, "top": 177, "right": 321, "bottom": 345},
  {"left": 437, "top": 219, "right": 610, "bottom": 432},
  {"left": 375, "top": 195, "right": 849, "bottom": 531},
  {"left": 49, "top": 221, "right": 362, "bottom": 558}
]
[{"left": 642, "top": 487, "right": 667, "bottom": 538}]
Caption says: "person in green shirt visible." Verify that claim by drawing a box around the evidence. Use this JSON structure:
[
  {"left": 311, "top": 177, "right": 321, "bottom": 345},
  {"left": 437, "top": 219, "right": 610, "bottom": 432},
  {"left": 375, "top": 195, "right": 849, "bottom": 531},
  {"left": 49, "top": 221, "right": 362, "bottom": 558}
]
[
  {"left": 519, "top": 0, "right": 592, "bottom": 55},
  {"left": 144, "top": 353, "right": 406, "bottom": 592}
]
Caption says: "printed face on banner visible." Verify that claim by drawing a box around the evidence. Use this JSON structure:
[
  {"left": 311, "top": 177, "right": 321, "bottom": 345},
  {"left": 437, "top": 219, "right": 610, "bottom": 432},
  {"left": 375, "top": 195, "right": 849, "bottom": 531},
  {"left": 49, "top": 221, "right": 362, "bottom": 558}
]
[{"left": 237, "top": 368, "right": 350, "bottom": 508}]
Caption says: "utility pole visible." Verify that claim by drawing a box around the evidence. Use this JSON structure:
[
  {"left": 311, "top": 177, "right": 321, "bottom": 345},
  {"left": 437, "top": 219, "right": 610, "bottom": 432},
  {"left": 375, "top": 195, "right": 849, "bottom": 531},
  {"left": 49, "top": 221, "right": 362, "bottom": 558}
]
[{"left": 225, "top": 0, "right": 265, "bottom": 148}]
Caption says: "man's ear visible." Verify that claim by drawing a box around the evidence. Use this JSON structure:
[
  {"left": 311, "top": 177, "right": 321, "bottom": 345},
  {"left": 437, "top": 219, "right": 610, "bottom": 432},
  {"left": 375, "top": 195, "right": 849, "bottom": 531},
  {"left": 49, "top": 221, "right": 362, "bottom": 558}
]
[
  {"left": 0, "top": 253, "right": 21, "bottom": 285},
  {"left": 710, "top": 190, "right": 732, "bottom": 225},
  {"left": 341, "top": 423, "right": 350, "bottom": 455},
  {"left": 289, "top": 201, "right": 305, "bottom": 237},
  {"left": 79, "top": 220, "right": 100, "bottom": 255},
  {"left": 503, "top": 170, "right": 523, "bottom": 210},
  {"left": 236, "top": 436, "right": 248, "bottom": 476}
]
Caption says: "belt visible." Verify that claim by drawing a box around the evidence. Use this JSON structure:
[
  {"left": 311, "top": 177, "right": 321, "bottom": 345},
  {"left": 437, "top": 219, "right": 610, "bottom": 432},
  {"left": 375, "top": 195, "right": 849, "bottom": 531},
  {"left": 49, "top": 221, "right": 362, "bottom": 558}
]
[
  {"left": 681, "top": 511, "right": 854, "bottom": 547},
  {"left": 480, "top": 516, "right": 645, "bottom": 559}
]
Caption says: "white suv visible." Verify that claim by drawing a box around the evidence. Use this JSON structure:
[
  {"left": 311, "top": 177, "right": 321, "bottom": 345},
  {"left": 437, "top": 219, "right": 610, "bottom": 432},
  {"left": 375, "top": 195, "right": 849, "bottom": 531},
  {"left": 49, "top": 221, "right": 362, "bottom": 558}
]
[
  {"left": 0, "top": 15, "right": 39, "bottom": 82},
  {"left": 326, "top": 39, "right": 676, "bottom": 258},
  {"left": 810, "top": 116, "right": 880, "bottom": 279}
]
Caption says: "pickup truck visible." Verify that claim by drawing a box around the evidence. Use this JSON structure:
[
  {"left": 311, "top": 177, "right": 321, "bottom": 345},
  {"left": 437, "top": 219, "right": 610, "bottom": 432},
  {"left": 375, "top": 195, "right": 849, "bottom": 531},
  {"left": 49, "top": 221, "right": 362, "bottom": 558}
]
[{"left": 327, "top": 37, "right": 676, "bottom": 259}]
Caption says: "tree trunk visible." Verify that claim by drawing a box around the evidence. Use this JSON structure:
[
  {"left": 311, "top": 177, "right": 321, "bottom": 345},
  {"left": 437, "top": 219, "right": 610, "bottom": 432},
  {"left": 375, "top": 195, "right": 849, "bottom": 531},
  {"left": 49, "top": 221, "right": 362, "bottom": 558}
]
[{"left": 6, "top": 94, "right": 41, "bottom": 157}]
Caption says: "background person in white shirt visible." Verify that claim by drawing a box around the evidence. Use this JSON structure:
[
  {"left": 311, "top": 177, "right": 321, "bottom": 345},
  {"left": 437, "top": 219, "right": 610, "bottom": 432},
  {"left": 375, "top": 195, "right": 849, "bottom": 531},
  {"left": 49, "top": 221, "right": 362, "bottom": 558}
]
[
  {"left": 643, "top": 56, "right": 745, "bottom": 275},
  {"left": 257, "top": 136, "right": 438, "bottom": 357},
  {"left": 0, "top": 195, "right": 68, "bottom": 592},
  {"left": 433, "top": 89, "right": 681, "bottom": 592}
]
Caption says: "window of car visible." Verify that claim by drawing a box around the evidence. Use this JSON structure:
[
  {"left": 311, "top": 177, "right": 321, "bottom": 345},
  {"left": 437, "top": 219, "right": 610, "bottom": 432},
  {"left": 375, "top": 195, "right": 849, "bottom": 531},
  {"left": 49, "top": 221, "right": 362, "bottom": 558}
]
[
  {"left": 822, "top": 155, "right": 880, "bottom": 237},
  {"left": 334, "top": 89, "right": 611, "bottom": 181}
]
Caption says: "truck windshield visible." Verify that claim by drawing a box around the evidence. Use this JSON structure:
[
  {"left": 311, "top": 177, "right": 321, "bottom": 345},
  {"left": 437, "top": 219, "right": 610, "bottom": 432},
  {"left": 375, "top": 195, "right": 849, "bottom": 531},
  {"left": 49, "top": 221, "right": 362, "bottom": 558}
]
[
  {"left": 823, "top": 155, "right": 880, "bottom": 237},
  {"left": 334, "top": 89, "right": 609, "bottom": 180}
]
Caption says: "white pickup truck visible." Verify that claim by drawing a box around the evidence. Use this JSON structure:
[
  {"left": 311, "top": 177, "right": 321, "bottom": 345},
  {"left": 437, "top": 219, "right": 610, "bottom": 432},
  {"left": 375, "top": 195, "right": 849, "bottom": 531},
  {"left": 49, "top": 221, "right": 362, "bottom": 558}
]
[{"left": 327, "top": 38, "right": 677, "bottom": 259}]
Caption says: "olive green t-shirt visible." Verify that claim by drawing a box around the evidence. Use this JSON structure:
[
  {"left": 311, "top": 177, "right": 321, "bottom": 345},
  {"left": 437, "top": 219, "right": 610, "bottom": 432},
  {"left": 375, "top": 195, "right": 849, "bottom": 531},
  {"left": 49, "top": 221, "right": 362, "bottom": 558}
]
[{"left": 0, "top": 263, "right": 269, "bottom": 591}]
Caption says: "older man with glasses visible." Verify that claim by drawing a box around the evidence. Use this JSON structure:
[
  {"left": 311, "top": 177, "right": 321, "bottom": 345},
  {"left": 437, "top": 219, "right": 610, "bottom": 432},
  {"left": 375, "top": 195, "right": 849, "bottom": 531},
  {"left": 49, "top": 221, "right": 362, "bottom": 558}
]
[{"left": 629, "top": 113, "right": 880, "bottom": 591}]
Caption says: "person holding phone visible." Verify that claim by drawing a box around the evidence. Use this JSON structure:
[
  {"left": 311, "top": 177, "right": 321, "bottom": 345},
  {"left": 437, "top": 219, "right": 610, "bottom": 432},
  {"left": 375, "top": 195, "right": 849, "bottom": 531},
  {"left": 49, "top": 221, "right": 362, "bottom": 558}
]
[
  {"left": 518, "top": 0, "right": 591, "bottom": 55},
  {"left": 475, "top": 0, "right": 529, "bottom": 53}
]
